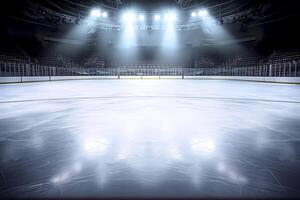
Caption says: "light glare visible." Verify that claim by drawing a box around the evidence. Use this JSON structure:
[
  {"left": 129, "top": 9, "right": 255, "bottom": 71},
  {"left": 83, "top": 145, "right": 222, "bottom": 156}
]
[
  {"left": 102, "top": 12, "right": 108, "bottom": 18},
  {"left": 198, "top": 9, "right": 208, "bottom": 17},
  {"left": 191, "top": 138, "right": 216, "bottom": 154},
  {"left": 83, "top": 137, "right": 108, "bottom": 155},
  {"left": 90, "top": 9, "right": 101, "bottom": 17},
  {"left": 138, "top": 14, "right": 145, "bottom": 21},
  {"left": 122, "top": 11, "right": 136, "bottom": 22},
  {"left": 164, "top": 11, "right": 177, "bottom": 22},
  {"left": 154, "top": 14, "right": 161, "bottom": 21}
]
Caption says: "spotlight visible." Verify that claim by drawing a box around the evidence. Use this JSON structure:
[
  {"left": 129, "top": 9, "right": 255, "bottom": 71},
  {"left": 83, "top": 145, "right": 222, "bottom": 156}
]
[
  {"left": 154, "top": 14, "right": 160, "bottom": 21},
  {"left": 191, "top": 12, "right": 197, "bottom": 17},
  {"left": 164, "top": 11, "right": 177, "bottom": 22},
  {"left": 138, "top": 14, "right": 145, "bottom": 22},
  {"left": 90, "top": 9, "right": 101, "bottom": 17},
  {"left": 102, "top": 12, "right": 108, "bottom": 18},
  {"left": 122, "top": 11, "right": 136, "bottom": 22},
  {"left": 198, "top": 9, "right": 208, "bottom": 17}
]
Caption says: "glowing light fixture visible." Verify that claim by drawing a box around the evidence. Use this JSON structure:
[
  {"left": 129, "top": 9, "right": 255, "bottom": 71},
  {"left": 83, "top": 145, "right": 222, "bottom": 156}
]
[
  {"left": 198, "top": 9, "right": 208, "bottom": 17},
  {"left": 191, "top": 11, "right": 197, "bottom": 17},
  {"left": 90, "top": 9, "right": 101, "bottom": 17},
  {"left": 164, "top": 11, "right": 177, "bottom": 22},
  {"left": 154, "top": 14, "right": 161, "bottom": 21},
  {"left": 138, "top": 14, "right": 145, "bottom": 22},
  {"left": 102, "top": 12, "right": 108, "bottom": 18},
  {"left": 122, "top": 11, "right": 136, "bottom": 22}
]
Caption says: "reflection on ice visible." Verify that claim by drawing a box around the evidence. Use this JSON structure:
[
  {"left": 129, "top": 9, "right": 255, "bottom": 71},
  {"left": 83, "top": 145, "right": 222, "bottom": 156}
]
[
  {"left": 51, "top": 162, "right": 83, "bottom": 185},
  {"left": 117, "top": 146, "right": 131, "bottom": 160},
  {"left": 190, "top": 137, "right": 216, "bottom": 155},
  {"left": 168, "top": 145, "right": 182, "bottom": 160},
  {"left": 1, "top": 80, "right": 300, "bottom": 198},
  {"left": 83, "top": 137, "right": 108, "bottom": 156},
  {"left": 216, "top": 162, "right": 248, "bottom": 185}
]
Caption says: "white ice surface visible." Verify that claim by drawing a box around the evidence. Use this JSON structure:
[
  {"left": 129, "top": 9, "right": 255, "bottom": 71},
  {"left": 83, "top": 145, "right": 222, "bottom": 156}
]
[{"left": 0, "top": 80, "right": 300, "bottom": 198}]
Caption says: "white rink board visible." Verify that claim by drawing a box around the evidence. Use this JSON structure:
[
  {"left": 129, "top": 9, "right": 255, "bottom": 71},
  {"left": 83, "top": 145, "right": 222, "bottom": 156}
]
[
  {"left": 22, "top": 76, "right": 50, "bottom": 82},
  {"left": 1, "top": 76, "right": 300, "bottom": 84},
  {"left": 0, "top": 77, "right": 22, "bottom": 83}
]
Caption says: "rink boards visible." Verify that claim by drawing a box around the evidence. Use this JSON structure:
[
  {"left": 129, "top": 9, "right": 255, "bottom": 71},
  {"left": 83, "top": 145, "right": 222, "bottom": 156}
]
[{"left": 1, "top": 76, "right": 300, "bottom": 84}]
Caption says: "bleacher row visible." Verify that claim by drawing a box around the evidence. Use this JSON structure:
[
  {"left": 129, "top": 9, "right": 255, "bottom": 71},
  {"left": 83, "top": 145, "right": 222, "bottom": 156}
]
[
  {"left": 225, "top": 50, "right": 300, "bottom": 68},
  {"left": 0, "top": 55, "right": 105, "bottom": 69},
  {"left": 0, "top": 50, "right": 300, "bottom": 77}
]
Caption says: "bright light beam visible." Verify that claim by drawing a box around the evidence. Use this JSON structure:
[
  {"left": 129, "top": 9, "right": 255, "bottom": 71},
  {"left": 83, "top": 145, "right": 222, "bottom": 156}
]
[
  {"left": 120, "top": 10, "right": 137, "bottom": 48},
  {"left": 164, "top": 11, "right": 177, "bottom": 22},
  {"left": 122, "top": 11, "right": 136, "bottom": 22},
  {"left": 162, "top": 10, "right": 178, "bottom": 49}
]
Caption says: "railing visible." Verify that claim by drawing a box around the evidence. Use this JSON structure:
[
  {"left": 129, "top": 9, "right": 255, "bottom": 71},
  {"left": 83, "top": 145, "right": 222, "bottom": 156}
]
[{"left": 1, "top": 62, "right": 300, "bottom": 77}]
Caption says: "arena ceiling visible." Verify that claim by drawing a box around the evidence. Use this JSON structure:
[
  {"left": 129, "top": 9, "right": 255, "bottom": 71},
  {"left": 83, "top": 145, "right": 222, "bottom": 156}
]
[
  {"left": 30, "top": 0, "right": 263, "bottom": 19},
  {"left": 1, "top": 0, "right": 298, "bottom": 29},
  {"left": 0, "top": 0, "right": 299, "bottom": 52}
]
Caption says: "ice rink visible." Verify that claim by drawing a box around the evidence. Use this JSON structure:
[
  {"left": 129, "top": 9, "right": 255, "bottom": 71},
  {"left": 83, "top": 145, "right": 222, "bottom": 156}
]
[{"left": 1, "top": 79, "right": 300, "bottom": 198}]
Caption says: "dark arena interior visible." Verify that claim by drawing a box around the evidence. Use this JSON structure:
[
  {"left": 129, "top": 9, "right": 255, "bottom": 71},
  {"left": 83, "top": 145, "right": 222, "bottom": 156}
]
[{"left": 1, "top": 0, "right": 300, "bottom": 199}]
